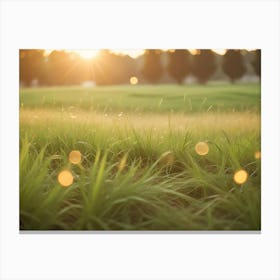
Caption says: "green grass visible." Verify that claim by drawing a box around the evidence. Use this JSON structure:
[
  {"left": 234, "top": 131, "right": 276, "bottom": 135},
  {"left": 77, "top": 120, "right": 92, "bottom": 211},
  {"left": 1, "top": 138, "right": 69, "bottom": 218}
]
[
  {"left": 20, "top": 83, "right": 261, "bottom": 230},
  {"left": 20, "top": 83, "right": 261, "bottom": 113}
]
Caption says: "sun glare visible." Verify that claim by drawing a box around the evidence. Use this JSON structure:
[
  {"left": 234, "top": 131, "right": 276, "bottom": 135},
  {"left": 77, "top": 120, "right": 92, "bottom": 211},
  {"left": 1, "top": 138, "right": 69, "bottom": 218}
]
[
  {"left": 75, "top": 50, "right": 99, "bottom": 60},
  {"left": 188, "top": 49, "right": 198, "bottom": 55}
]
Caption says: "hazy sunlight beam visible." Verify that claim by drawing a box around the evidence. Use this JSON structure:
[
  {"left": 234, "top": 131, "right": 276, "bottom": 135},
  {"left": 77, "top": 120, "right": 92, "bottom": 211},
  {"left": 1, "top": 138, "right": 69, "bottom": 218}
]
[{"left": 74, "top": 50, "right": 100, "bottom": 60}]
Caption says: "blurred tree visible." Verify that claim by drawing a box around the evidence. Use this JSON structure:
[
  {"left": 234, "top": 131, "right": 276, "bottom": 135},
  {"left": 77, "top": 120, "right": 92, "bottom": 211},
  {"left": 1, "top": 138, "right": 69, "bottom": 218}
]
[
  {"left": 93, "top": 50, "right": 136, "bottom": 85},
  {"left": 19, "top": 49, "right": 45, "bottom": 86},
  {"left": 64, "top": 52, "right": 92, "bottom": 85},
  {"left": 167, "top": 50, "right": 191, "bottom": 84},
  {"left": 222, "top": 50, "right": 246, "bottom": 83},
  {"left": 252, "top": 49, "right": 261, "bottom": 77},
  {"left": 38, "top": 57, "right": 50, "bottom": 86},
  {"left": 192, "top": 50, "right": 216, "bottom": 84},
  {"left": 142, "top": 50, "right": 163, "bottom": 83},
  {"left": 47, "top": 50, "right": 73, "bottom": 86}
]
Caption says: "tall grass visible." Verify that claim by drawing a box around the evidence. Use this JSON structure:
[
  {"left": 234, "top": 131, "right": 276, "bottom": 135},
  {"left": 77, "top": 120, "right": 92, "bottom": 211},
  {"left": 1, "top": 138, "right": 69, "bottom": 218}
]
[{"left": 20, "top": 107, "right": 261, "bottom": 230}]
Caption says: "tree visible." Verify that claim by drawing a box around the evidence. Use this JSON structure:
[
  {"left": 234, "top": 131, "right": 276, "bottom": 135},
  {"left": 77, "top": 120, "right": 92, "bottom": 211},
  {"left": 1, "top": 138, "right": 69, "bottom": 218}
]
[
  {"left": 142, "top": 50, "right": 163, "bottom": 83},
  {"left": 93, "top": 50, "right": 136, "bottom": 85},
  {"left": 252, "top": 49, "right": 261, "bottom": 78},
  {"left": 20, "top": 49, "right": 45, "bottom": 86},
  {"left": 192, "top": 50, "right": 216, "bottom": 84},
  {"left": 62, "top": 52, "right": 93, "bottom": 85},
  {"left": 222, "top": 50, "right": 246, "bottom": 83},
  {"left": 47, "top": 50, "right": 73, "bottom": 86},
  {"left": 167, "top": 50, "right": 191, "bottom": 84}
]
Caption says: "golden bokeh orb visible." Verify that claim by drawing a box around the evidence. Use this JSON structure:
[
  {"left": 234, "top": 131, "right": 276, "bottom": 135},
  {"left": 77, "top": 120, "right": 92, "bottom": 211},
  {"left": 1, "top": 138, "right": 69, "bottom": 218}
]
[
  {"left": 69, "top": 150, "right": 82, "bottom": 164},
  {"left": 233, "top": 169, "right": 248, "bottom": 185},
  {"left": 195, "top": 142, "right": 209, "bottom": 156},
  {"left": 58, "top": 170, "right": 74, "bottom": 187},
  {"left": 255, "top": 151, "right": 261, "bottom": 160},
  {"left": 130, "top": 76, "right": 138, "bottom": 85}
]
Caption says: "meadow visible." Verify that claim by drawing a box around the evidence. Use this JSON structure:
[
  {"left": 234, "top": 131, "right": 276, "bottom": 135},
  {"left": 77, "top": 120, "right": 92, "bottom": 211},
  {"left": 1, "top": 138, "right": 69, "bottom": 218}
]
[{"left": 20, "top": 83, "right": 261, "bottom": 230}]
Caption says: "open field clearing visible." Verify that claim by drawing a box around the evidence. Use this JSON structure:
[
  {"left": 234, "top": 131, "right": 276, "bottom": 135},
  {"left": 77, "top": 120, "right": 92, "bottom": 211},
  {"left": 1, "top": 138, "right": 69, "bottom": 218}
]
[
  {"left": 20, "top": 84, "right": 261, "bottom": 230},
  {"left": 20, "top": 83, "right": 260, "bottom": 113}
]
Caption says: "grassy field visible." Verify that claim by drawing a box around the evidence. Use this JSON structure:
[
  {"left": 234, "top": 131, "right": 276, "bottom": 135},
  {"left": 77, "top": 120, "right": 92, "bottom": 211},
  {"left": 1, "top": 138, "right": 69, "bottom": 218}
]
[{"left": 20, "top": 83, "right": 261, "bottom": 230}]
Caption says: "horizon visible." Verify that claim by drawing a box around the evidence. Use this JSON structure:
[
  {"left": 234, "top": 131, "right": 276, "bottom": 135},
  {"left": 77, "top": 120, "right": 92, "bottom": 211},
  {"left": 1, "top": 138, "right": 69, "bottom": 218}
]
[{"left": 41, "top": 49, "right": 257, "bottom": 60}]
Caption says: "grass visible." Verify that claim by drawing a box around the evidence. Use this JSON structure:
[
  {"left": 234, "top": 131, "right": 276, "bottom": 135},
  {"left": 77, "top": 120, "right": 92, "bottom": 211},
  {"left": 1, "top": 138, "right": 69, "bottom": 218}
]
[
  {"left": 20, "top": 83, "right": 261, "bottom": 113},
  {"left": 19, "top": 83, "right": 261, "bottom": 230}
]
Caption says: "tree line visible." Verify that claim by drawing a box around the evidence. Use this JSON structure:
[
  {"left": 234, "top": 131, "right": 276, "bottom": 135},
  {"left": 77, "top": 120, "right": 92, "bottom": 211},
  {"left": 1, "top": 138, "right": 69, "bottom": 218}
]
[{"left": 20, "top": 49, "right": 261, "bottom": 87}]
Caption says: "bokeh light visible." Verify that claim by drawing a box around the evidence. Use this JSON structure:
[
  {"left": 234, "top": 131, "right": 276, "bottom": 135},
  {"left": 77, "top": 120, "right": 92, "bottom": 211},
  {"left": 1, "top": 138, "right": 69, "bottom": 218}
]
[
  {"left": 195, "top": 142, "right": 209, "bottom": 156},
  {"left": 233, "top": 169, "right": 248, "bottom": 185},
  {"left": 130, "top": 76, "right": 138, "bottom": 85},
  {"left": 255, "top": 151, "right": 261, "bottom": 159},
  {"left": 58, "top": 170, "right": 74, "bottom": 187},
  {"left": 69, "top": 150, "right": 82, "bottom": 164}
]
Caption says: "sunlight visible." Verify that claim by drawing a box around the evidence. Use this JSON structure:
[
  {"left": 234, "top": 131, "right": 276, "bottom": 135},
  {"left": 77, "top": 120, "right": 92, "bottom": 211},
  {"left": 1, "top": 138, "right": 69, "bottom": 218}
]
[
  {"left": 212, "top": 49, "right": 227, "bottom": 55},
  {"left": 111, "top": 49, "right": 145, "bottom": 58},
  {"left": 44, "top": 49, "right": 53, "bottom": 56},
  {"left": 75, "top": 50, "right": 99, "bottom": 60},
  {"left": 189, "top": 49, "right": 198, "bottom": 55},
  {"left": 188, "top": 49, "right": 227, "bottom": 55}
]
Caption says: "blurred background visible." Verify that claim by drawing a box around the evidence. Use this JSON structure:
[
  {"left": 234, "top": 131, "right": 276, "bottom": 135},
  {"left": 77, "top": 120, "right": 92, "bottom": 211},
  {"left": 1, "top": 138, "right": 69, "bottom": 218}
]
[{"left": 19, "top": 49, "right": 260, "bottom": 87}]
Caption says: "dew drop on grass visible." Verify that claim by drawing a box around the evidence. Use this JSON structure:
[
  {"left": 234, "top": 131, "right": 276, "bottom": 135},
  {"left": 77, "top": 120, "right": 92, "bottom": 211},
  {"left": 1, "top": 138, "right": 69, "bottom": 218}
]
[
  {"left": 195, "top": 142, "right": 209, "bottom": 156},
  {"left": 233, "top": 169, "right": 248, "bottom": 185},
  {"left": 69, "top": 150, "right": 82, "bottom": 164},
  {"left": 58, "top": 170, "right": 74, "bottom": 187}
]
